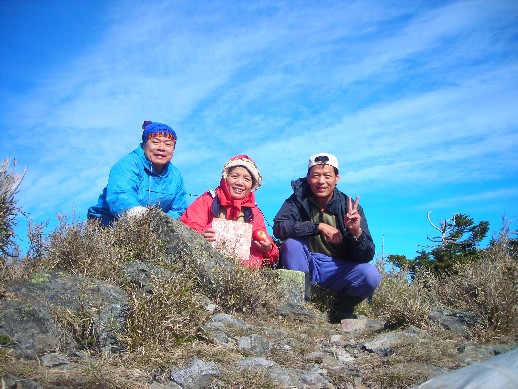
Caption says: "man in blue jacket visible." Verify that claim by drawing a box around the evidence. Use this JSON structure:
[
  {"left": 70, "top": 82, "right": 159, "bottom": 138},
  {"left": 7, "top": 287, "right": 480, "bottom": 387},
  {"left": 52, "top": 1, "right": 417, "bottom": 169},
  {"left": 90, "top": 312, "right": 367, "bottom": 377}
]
[
  {"left": 88, "top": 121, "right": 188, "bottom": 226},
  {"left": 273, "top": 153, "right": 381, "bottom": 322}
]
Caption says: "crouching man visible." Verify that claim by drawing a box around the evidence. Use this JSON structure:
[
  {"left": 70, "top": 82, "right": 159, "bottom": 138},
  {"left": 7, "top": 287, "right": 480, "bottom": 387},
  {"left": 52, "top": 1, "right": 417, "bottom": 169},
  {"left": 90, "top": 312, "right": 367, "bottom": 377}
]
[{"left": 273, "top": 153, "right": 381, "bottom": 323}]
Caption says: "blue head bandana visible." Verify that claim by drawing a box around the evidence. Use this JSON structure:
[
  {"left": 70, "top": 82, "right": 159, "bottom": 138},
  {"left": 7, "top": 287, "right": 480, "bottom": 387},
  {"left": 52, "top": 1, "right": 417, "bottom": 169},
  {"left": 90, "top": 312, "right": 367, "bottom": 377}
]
[{"left": 141, "top": 121, "right": 177, "bottom": 143}]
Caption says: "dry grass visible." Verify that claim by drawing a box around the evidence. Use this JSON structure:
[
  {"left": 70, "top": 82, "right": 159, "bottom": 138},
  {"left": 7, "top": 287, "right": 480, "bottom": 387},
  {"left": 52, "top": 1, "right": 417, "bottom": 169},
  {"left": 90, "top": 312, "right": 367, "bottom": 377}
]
[
  {"left": 121, "top": 274, "right": 210, "bottom": 349},
  {"left": 1, "top": 351, "right": 155, "bottom": 389},
  {"left": 213, "top": 368, "right": 276, "bottom": 388},
  {"left": 194, "top": 260, "right": 279, "bottom": 313},
  {"left": 0, "top": 257, "right": 33, "bottom": 285},
  {"left": 426, "top": 237, "right": 518, "bottom": 342},
  {"left": 5, "top": 209, "right": 283, "bottom": 357},
  {"left": 363, "top": 263, "right": 435, "bottom": 329},
  {"left": 2, "top": 203, "right": 517, "bottom": 388},
  {"left": 42, "top": 213, "right": 166, "bottom": 281},
  {"left": 365, "top": 236, "right": 517, "bottom": 343},
  {"left": 356, "top": 328, "right": 463, "bottom": 388}
]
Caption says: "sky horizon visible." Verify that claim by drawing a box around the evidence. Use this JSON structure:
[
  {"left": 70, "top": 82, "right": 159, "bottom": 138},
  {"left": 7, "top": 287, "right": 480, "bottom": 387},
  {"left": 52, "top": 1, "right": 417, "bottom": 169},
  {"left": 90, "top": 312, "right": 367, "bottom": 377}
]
[{"left": 1, "top": 0, "right": 517, "bottom": 261}]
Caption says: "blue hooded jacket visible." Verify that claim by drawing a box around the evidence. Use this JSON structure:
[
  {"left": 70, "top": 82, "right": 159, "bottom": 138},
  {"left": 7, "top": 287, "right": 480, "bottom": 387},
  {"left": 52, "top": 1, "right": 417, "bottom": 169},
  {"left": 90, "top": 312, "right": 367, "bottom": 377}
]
[{"left": 87, "top": 145, "right": 188, "bottom": 226}]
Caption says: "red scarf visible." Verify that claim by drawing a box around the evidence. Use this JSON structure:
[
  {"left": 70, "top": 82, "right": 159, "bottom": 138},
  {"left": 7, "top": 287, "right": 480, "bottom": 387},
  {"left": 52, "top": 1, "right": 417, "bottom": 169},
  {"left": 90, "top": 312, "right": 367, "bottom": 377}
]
[{"left": 215, "top": 178, "right": 256, "bottom": 221}]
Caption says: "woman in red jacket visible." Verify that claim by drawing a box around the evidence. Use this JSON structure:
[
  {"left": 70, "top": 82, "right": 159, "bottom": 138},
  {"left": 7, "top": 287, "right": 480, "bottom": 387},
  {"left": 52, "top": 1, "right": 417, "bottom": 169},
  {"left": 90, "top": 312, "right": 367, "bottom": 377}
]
[{"left": 180, "top": 155, "right": 279, "bottom": 268}]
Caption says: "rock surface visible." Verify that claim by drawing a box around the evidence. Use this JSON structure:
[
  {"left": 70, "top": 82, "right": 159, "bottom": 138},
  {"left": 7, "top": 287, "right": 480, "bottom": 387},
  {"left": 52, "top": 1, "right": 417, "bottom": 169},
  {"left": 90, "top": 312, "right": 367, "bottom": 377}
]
[
  {"left": 1, "top": 270, "right": 127, "bottom": 356},
  {"left": 415, "top": 348, "right": 518, "bottom": 389}
]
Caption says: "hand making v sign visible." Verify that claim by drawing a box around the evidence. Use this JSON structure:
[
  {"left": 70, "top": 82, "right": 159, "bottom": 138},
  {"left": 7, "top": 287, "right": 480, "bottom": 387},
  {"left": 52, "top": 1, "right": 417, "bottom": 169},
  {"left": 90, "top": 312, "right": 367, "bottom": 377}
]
[{"left": 344, "top": 196, "right": 362, "bottom": 238}]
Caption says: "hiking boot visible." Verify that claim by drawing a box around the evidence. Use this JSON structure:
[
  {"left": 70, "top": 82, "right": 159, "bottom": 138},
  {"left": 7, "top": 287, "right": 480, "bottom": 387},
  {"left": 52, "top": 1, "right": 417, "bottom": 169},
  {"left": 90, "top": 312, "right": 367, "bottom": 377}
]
[{"left": 328, "top": 294, "right": 364, "bottom": 324}]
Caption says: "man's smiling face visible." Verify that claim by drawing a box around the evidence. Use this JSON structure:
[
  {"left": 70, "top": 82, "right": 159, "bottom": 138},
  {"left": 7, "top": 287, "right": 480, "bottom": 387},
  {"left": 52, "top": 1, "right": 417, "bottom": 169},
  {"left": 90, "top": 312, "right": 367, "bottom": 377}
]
[{"left": 307, "top": 164, "right": 339, "bottom": 206}]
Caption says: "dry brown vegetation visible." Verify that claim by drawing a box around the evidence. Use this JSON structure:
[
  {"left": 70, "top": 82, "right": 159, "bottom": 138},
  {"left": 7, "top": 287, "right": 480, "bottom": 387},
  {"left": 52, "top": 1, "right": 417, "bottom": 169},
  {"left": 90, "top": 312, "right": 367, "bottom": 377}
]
[
  {"left": 1, "top": 204, "right": 517, "bottom": 387},
  {"left": 362, "top": 228, "right": 518, "bottom": 343}
]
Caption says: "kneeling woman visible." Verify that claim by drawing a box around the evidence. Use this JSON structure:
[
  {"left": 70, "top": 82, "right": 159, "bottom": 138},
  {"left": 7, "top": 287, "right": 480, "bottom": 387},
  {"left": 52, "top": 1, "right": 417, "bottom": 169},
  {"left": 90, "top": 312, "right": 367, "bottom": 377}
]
[{"left": 180, "top": 155, "right": 278, "bottom": 268}]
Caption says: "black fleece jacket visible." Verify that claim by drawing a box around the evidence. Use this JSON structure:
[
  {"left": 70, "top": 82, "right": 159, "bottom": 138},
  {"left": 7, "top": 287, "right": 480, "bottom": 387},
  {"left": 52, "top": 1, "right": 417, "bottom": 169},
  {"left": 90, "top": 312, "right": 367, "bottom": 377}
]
[{"left": 273, "top": 178, "right": 375, "bottom": 263}]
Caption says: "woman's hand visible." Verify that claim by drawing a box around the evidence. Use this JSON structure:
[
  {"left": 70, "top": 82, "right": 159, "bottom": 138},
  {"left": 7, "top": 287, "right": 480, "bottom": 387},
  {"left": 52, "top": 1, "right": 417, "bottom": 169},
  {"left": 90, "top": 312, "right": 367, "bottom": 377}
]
[
  {"left": 252, "top": 238, "right": 273, "bottom": 253},
  {"left": 201, "top": 228, "right": 217, "bottom": 242}
]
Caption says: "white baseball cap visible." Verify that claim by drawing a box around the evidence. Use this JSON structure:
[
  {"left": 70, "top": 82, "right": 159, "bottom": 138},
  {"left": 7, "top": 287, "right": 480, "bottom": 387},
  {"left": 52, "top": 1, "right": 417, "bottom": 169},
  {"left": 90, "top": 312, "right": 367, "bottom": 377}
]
[{"left": 308, "top": 153, "right": 339, "bottom": 170}]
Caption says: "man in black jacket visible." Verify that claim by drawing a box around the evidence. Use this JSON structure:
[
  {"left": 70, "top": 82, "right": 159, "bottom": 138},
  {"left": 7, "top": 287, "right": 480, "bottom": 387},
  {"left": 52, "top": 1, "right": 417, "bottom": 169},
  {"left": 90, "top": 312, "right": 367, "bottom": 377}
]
[{"left": 273, "top": 153, "right": 381, "bottom": 322}]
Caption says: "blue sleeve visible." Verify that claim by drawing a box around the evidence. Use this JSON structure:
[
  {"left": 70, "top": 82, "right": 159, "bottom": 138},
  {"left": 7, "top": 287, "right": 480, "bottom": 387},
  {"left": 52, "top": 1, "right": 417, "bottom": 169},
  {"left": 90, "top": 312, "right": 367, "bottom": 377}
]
[
  {"left": 105, "top": 154, "right": 143, "bottom": 217},
  {"left": 166, "top": 170, "right": 188, "bottom": 219}
]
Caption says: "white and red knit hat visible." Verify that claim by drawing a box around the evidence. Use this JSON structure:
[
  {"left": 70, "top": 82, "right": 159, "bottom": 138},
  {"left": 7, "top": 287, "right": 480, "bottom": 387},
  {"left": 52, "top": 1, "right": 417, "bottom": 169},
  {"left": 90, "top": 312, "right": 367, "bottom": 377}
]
[{"left": 222, "top": 154, "right": 262, "bottom": 191}]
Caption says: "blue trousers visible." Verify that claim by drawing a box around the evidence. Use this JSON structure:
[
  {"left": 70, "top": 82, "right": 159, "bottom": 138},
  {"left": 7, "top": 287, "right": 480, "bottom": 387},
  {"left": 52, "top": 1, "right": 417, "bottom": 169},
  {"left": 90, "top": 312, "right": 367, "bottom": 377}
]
[{"left": 280, "top": 238, "right": 381, "bottom": 298}]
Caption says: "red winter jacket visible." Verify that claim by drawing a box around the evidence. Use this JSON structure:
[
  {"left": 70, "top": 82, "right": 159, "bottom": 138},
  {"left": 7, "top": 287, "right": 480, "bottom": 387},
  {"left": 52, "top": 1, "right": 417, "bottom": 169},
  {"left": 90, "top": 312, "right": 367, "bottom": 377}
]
[{"left": 180, "top": 190, "right": 279, "bottom": 268}]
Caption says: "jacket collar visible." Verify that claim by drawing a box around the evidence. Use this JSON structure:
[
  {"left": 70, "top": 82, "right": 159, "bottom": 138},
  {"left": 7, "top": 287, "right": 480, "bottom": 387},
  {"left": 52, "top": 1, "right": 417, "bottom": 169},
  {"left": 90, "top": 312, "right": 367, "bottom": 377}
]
[{"left": 210, "top": 194, "right": 254, "bottom": 223}]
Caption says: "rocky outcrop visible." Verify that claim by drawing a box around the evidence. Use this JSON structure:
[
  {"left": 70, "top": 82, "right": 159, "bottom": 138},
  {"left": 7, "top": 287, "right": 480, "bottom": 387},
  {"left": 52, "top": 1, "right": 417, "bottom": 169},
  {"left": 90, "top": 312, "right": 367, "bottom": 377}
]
[
  {"left": 1, "top": 214, "right": 516, "bottom": 388},
  {"left": 415, "top": 348, "right": 518, "bottom": 389},
  {"left": 1, "top": 270, "right": 127, "bottom": 357},
  {"left": 0, "top": 263, "right": 518, "bottom": 389}
]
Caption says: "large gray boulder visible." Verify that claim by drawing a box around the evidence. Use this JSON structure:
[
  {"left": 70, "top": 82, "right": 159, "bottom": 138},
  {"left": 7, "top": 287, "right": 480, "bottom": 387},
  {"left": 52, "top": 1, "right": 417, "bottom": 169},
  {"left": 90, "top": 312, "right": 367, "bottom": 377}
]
[
  {"left": 0, "top": 299, "right": 64, "bottom": 358},
  {"left": 151, "top": 214, "right": 236, "bottom": 275},
  {"left": 0, "top": 270, "right": 128, "bottom": 356},
  {"left": 416, "top": 348, "right": 518, "bottom": 389}
]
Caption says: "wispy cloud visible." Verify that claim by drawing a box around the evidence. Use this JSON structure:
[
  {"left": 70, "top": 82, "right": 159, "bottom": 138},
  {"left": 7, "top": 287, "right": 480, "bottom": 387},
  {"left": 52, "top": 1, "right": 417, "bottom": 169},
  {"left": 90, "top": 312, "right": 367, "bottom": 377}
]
[{"left": 419, "top": 188, "right": 518, "bottom": 211}]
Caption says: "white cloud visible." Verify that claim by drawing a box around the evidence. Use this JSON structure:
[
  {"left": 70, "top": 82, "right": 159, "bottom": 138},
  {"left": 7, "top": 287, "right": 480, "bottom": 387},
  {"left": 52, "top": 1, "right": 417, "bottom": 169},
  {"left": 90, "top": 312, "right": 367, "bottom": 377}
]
[
  {"left": 1, "top": 0, "right": 517, "bottom": 253},
  {"left": 419, "top": 188, "right": 518, "bottom": 211}
]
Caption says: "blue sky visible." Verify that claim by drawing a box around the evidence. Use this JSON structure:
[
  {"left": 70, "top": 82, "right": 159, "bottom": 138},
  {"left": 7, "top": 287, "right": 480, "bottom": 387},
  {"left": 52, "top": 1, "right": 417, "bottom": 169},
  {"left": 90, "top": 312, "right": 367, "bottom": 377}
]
[{"left": 1, "top": 0, "right": 517, "bottom": 261}]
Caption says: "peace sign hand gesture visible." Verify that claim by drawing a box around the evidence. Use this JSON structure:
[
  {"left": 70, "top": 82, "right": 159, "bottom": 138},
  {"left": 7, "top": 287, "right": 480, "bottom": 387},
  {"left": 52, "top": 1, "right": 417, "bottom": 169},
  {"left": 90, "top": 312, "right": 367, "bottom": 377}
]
[{"left": 344, "top": 196, "right": 362, "bottom": 238}]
